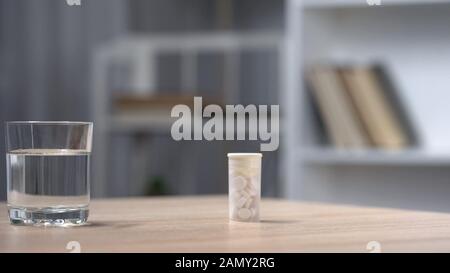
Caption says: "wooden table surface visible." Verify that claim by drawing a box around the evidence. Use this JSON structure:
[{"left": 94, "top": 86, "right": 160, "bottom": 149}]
[{"left": 2, "top": 195, "right": 450, "bottom": 253}]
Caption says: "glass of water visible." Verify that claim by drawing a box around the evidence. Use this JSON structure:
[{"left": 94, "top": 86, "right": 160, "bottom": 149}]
[{"left": 6, "top": 121, "right": 93, "bottom": 226}]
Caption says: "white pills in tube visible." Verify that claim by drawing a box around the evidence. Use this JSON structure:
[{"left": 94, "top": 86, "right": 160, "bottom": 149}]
[{"left": 228, "top": 153, "right": 262, "bottom": 222}]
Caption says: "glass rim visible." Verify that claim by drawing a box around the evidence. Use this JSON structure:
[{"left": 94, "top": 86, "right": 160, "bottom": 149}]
[{"left": 6, "top": 121, "right": 93, "bottom": 126}]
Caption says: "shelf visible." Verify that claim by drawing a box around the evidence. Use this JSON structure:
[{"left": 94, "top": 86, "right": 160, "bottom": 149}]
[
  {"left": 108, "top": 31, "right": 283, "bottom": 53},
  {"left": 299, "top": 0, "right": 450, "bottom": 9},
  {"left": 300, "top": 148, "right": 450, "bottom": 166}
]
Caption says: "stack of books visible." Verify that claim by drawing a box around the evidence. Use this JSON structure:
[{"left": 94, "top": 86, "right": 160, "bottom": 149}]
[{"left": 305, "top": 64, "right": 417, "bottom": 150}]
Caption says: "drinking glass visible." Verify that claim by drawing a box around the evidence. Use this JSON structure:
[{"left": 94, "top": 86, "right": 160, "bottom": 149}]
[{"left": 6, "top": 121, "right": 93, "bottom": 226}]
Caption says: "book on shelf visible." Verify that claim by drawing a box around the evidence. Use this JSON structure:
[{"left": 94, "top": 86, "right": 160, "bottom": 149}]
[
  {"left": 114, "top": 95, "right": 223, "bottom": 113},
  {"left": 340, "top": 65, "right": 410, "bottom": 150},
  {"left": 372, "top": 65, "right": 418, "bottom": 147},
  {"left": 306, "top": 63, "right": 416, "bottom": 150},
  {"left": 113, "top": 95, "right": 224, "bottom": 126},
  {"left": 305, "top": 65, "right": 370, "bottom": 149}
]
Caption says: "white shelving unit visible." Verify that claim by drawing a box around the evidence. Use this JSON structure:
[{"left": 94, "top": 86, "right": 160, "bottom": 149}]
[{"left": 283, "top": 0, "right": 450, "bottom": 210}]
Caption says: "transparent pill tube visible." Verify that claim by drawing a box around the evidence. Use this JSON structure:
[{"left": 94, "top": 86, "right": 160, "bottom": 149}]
[{"left": 227, "top": 153, "right": 262, "bottom": 222}]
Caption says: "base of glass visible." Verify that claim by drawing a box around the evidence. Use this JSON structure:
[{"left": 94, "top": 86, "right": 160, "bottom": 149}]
[{"left": 8, "top": 206, "right": 89, "bottom": 226}]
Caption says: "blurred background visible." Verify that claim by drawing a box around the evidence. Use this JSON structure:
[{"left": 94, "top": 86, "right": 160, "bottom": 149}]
[{"left": 2, "top": 0, "right": 450, "bottom": 213}]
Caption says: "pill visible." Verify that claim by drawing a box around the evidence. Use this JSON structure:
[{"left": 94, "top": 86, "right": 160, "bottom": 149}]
[
  {"left": 239, "top": 190, "right": 250, "bottom": 199},
  {"left": 244, "top": 197, "right": 253, "bottom": 208},
  {"left": 231, "top": 176, "right": 247, "bottom": 191},
  {"left": 237, "top": 196, "right": 248, "bottom": 208},
  {"left": 230, "top": 190, "right": 241, "bottom": 201},
  {"left": 237, "top": 208, "right": 252, "bottom": 220},
  {"left": 246, "top": 182, "right": 258, "bottom": 196}
]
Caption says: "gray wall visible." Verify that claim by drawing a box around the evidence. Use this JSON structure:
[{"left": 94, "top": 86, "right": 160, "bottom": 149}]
[{"left": 0, "top": 0, "right": 128, "bottom": 199}]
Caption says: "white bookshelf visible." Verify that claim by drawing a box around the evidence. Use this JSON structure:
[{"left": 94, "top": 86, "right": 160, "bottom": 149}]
[{"left": 283, "top": 0, "right": 450, "bottom": 211}]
